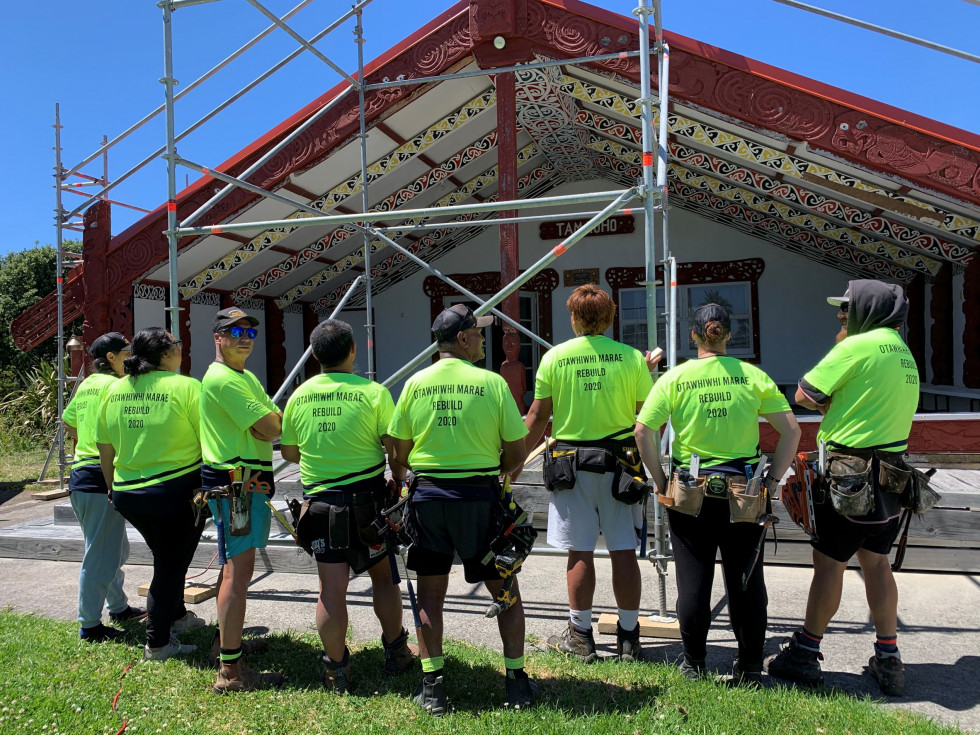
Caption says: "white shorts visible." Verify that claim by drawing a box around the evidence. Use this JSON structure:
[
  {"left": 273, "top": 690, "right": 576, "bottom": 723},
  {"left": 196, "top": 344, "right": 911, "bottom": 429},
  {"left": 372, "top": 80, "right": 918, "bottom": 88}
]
[{"left": 547, "top": 469, "right": 639, "bottom": 552}]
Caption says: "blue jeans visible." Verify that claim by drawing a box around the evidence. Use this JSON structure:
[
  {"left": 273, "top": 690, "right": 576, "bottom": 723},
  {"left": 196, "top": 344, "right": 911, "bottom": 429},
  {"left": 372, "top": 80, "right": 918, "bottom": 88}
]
[{"left": 69, "top": 490, "right": 130, "bottom": 628}]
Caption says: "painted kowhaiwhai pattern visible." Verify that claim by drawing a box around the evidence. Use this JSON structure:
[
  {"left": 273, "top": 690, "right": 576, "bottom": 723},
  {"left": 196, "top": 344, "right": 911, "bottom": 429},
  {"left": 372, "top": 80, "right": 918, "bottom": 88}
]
[
  {"left": 275, "top": 141, "right": 540, "bottom": 308},
  {"left": 178, "top": 89, "right": 497, "bottom": 299},
  {"left": 563, "top": 75, "right": 980, "bottom": 246},
  {"left": 235, "top": 130, "right": 500, "bottom": 299}
]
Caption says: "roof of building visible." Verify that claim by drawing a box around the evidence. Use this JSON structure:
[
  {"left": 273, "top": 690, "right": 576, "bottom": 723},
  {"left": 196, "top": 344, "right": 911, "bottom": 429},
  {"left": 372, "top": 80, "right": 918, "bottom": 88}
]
[{"left": 13, "top": 0, "right": 980, "bottom": 350}]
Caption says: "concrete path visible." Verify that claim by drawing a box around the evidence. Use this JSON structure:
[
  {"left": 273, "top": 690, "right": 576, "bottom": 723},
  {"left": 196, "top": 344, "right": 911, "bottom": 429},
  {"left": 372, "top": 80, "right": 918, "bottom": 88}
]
[{"left": 0, "top": 550, "right": 977, "bottom": 731}]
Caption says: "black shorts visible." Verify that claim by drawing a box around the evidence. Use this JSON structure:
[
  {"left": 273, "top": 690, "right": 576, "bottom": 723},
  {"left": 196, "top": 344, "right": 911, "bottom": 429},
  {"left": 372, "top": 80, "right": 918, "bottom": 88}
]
[
  {"left": 304, "top": 497, "right": 388, "bottom": 575},
  {"left": 406, "top": 500, "right": 501, "bottom": 583},
  {"left": 811, "top": 496, "right": 901, "bottom": 563}
]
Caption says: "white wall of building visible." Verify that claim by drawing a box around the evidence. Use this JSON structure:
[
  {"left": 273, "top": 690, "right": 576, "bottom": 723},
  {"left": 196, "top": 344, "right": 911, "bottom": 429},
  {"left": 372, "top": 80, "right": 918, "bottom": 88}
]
[
  {"left": 132, "top": 297, "right": 166, "bottom": 335},
  {"left": 189, "top": 302, "right": 216, "bottom": 381}
]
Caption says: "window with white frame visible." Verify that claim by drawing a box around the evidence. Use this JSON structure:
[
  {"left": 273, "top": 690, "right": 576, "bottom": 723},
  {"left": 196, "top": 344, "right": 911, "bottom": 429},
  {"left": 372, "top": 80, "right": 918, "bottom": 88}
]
[{"left": 619, "top": 282, "right": 755, "bottom": 359}]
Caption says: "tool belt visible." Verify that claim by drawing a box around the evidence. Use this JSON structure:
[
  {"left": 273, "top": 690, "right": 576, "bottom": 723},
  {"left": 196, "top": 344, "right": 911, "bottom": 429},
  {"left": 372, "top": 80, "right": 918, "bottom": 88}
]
[
  {"left": 292, "top": 476, "right": 387, "bottom": 554},
  {"left": 543, "top": 437, "right": 648, "bottom": 505},
  {"left": 659, "top": 470, "right": 766, "bottom": 523}
]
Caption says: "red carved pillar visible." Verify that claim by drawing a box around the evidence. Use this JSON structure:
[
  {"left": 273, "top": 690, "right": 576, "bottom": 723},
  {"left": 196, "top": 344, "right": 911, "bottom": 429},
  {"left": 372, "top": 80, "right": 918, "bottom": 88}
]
[
  {"left": 906, "top": 274, "right": 926, "bottom": 376},
  {"left": 303, "top": 306, "right": 320, "bottom": 379},
  {"left": 930, "top": 263, "right": 954, "bottom": 385},
  {"left": 178, "top": 294, "right": 193, "bottom": 376},
  {"left": 81, "top": 200, "right": 111, "bottom": 350},
  {"left": 964, "top": 257, "right": 980, "bottom": 388},
  {"left": 266, "top": 299, "right": 287, "bottom": 393},
  {"left": 108, "top": 284, "right": 134, "bottom": 339}
]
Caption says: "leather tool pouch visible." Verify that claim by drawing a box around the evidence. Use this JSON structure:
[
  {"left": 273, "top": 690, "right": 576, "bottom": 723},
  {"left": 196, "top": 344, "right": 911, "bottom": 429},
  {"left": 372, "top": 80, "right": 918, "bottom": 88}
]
[
  {"left": 354, "top": 498, "right": 383, "bottom": 547},
  {"left": 827, "top": 453, "right": 873, "bottom": 517},
  {"left": 727, "top": 477, "right": 765, "bottom": 523},
  {"left": 612, "top": 459, "right": 648, "bottom": 505},
  {"left": 877, "top": 452, "right": 913, "bottom": 495},
  {"left": 904, "top": 467, "right": 941, "bottom": 514},
  {"left": 328, "top": 505, "right": 351, "bottom": 550},
  {"left": 542, "top": 440, "right": 576, "bottom": 492},
  {"left": 662, "top": 473, "right": 705, "bottom": 516}
]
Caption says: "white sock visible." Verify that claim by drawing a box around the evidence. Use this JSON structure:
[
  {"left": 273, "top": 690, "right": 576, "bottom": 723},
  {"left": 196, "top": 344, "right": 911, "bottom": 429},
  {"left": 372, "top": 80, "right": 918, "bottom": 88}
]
[
  {"left": 569, "top": 608, "right": 592, "bottom": 631},
  {"left": 618, "top": 608, "right": 639, "bottom": 632}
]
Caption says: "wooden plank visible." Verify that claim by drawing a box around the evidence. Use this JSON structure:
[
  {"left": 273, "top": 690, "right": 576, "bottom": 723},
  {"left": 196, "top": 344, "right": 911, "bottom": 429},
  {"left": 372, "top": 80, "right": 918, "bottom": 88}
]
[
  {"left": 31, "top": 489, "right": 68, "bottom": 501},
  {"left": 597, "top": 612, "right": 681, "bottom": 639},
  {"left": 138, "top": 582, "right": 218, "bottom": 604}
]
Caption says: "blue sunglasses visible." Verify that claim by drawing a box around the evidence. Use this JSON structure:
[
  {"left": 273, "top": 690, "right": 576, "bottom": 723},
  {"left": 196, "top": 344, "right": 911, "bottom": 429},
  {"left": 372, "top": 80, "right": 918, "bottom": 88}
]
[{"left": 222, "top": 326, "right": 258, "bottom": 339}]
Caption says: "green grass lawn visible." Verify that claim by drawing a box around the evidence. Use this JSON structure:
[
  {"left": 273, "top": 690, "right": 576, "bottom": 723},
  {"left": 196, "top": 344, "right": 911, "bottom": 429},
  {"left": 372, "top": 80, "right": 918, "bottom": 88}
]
[
  {"left": 0, "top": 611, "right": 957, "bottom": 735},
  {"left": 0, "top": 450, "right": 47, "bottom": 487}
]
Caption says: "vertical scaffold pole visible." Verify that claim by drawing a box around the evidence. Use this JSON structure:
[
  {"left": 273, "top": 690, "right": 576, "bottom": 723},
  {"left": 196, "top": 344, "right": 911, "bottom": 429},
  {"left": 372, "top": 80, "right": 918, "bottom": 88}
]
[
  {"left": 355, "top": 9, "right": 374, "bottom": 380},
  {"left": 161, "top": 1, "right": 182, "bottom": 340},
  {"left": 53, "top": 104, "right": 67, "bottom": 489}
]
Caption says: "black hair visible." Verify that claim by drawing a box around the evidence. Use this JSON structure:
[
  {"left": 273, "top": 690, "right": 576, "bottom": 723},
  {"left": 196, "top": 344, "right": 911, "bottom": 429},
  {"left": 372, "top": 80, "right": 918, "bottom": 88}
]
[
  {"left": 124, "top": 327, "right": 175, "bottom": 377},
  {"left": 93, "top": 356, "right": 115, "bottom": 375},
  {"left": 311, "top": 319, "right": 354, "bottom": 368}
]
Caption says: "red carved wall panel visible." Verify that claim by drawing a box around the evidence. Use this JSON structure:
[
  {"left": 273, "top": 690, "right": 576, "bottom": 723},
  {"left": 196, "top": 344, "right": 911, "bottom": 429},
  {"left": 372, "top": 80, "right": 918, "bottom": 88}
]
[
  {"left": 81, "top": 200, "right": 112, "bottom": 350},
  {"left": 906, "top": 275, "right": 926, "bottom": 376},
  {"left": 178, "top": 295, "right": 193, "bottom": 377},
  {"left": 303, "top": 306, "right": 320, "bottom": 380},
  {"left": 266, "top": 300, "right": 287, "bottom": 394},
  {"left": 964, "top": 257, "right": 980, "bottom": 388}
]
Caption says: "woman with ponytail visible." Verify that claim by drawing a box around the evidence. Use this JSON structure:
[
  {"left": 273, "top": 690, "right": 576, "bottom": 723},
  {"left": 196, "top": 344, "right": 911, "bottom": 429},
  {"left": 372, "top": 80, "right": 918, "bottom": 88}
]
[
  {"left": 95, "top": 327, "right": 206, "bottom": 661},
  {"left": 635, "top": 303, "right": 801, "bottom": 685}
]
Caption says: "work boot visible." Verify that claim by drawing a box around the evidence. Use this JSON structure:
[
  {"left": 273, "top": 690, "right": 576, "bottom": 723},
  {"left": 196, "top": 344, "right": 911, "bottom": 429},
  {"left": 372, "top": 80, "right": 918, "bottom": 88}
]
[
  {"left": 767, "top": 637, "right": 824, "bottom": 688},
  {"left": 79, "top": 623, "right": 125, "bottom": 643},
  {"left": 413, "top": 673, "right": 447, "bottom": 717},
  {"left": 207, "top": 632, "right": 269, "bottom": 665},
  {"left": 108, "top": 606, "right": 147, "bottom": 624},
  {"left": 504, "top": 669, "right": 539, "bottom": 708},
  {"left": 677, "top": 654, "right": 706, "bottom": 680},
  {"left": 213, "top": 658, "right": 284, "bottom": 694},
  {"left": 868, "top": 654, "right": 906, "bottom": 697},
  {"left": 731, "top": 658, "right": 764, "bottom": 688},
  {"left": 382, "top": 628, "right": 419, "bottom": 676},
  {"left": 616, "top": 622, "right": 642, "bottom": 662},
  {"left": 547, "top": 623, "right": 598, "bottom": 663},
  {"left": 321, "top": 648, "right": 353, "bottom": 694}
]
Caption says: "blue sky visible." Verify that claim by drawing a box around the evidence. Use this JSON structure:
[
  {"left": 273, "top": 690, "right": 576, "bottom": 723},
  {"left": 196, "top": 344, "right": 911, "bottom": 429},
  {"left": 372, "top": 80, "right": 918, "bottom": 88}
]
[{"left": 1, "top": 0, "right": 978, "bottom": 256}]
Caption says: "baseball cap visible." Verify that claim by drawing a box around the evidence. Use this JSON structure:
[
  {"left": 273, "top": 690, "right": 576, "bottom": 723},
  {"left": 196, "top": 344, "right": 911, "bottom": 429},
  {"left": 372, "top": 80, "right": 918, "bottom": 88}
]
[
  {"left": 692, "top": 303, "right": 731, "bottom": 337},
  {"left": 213, "top": 307, "right": 260, "bottom": 333},
  {"left": 826, "top": 288, "right": 851, "bottom": 308},
  {"left": 89, "top": 332, "right": 130, "bottom": 359},
  {"left": 431, "top": 304, "right": 493, "bottom": 342}
]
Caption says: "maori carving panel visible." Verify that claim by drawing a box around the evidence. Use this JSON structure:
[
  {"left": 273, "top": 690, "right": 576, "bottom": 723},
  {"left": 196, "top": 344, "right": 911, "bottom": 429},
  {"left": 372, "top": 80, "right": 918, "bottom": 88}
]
[
  {"left": 133, "top": 283, "right": 166, "bottom": 301},
  {"left": 81, "top": 200, "right": 112, "bottom": 347},
  {"left": 964, "top": 258, "right": 980, "bottom": 388},
  {"left": 905, "top": 275, "right": 926, "bottom": 376},
  {"left": 929, "top": 263, "right": 954, "bottom": 386},
  {"left": 190, "top": 291, "right": 221, "bottom": 306}
]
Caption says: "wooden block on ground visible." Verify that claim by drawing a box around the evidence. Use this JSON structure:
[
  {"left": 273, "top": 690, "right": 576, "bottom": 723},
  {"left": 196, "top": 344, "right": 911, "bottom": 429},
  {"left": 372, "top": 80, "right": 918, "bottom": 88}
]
[
  {"left": 138, "top": 582, "right": 218, "bottom": 604},
  {"left": 31, "top": 488, "right": 69, "bottom": 501},
  {"left": 597, "top": 612, "right": 681, "bottom": 639}
]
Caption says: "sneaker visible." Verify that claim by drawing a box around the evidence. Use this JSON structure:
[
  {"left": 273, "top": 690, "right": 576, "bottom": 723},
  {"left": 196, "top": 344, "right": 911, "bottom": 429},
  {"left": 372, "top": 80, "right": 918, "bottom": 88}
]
[
  {"left": 414, "top": 673, "right": 447, "bottom": 717},
  {"left": 382, "top": 628, "right": 419, "bottom": 676},
  {"left": 546, "top": 623, "right": 598, "bottom": 663},
  {"left": 616, "top": 622, "right": 643, "bottom": 662},
  {"left": 767, "top": 637, "right": 824, "bottom": 688},
  {"left": 213, "top": 659, "right": 285, "bottom": 694},
  {"left": 321, "top": 648, "right": 353, "bottom": 694},
  {"left": 731, "top": 658, "right": 764, "bottom": 688},
  {"left": 79, "top": 623, "right": 125, "bottom": 643},
  {"left": 108, "top": 606, "right": 147, "bottom": 624},
  {"left": 868, "top": 654, "right": 906, "bottom": 697},
  {"left": 207, "top": 633, "right": 269, "bottom": 665},
  {"left": 504, "top": 670, "right": 539, "bottom": 708},
  {"left": 677, "top": 654, "right": 706, "bottom": 680},
  {"left": 172, "top": 611, "right": 206, "bottom": 633},
  {"left": 144, "top": 633, "right": 197, "bottom": 662}
]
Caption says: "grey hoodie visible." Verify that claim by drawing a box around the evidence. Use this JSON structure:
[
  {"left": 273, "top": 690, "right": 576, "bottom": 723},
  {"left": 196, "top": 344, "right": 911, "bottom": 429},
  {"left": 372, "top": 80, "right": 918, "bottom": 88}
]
[{"left": 845, "top": 279, "right": 908, "bottom": 336}]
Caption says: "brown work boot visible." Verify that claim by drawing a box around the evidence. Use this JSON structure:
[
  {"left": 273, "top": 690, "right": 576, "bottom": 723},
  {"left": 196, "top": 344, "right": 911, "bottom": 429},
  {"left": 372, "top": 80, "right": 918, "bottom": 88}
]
[
  {"left": 547, "top": 623, "right": 598, "bottom": 663},
  {"left": 213, "top": 659, "right": 284, "bottom": 694},
  {"left": 322, "top": 647, "right": 353, "bottom": 694},
  {"left": 382, "top": 628, "right": 419, "bottom": 676},
  {"left": 208, "top": 632, "right": 270, "bottom": 665},
  {"left": 868, "top": 653, "right": 906, "bottom": 696}
]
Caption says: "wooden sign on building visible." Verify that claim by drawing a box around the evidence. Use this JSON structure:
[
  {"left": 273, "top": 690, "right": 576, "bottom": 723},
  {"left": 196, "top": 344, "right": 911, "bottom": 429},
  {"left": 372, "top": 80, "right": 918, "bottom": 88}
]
[{"left": 539, "top": 214, "right": 635, "bottom": 240}]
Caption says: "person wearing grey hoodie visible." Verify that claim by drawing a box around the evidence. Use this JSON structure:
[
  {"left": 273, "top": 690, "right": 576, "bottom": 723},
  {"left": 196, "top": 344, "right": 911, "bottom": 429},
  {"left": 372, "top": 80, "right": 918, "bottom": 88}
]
[{"left": 768, "top": 280, "right": 919, "bottom": 697}]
